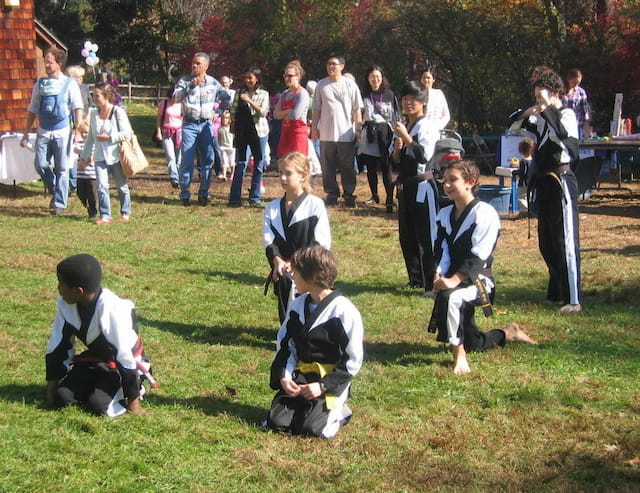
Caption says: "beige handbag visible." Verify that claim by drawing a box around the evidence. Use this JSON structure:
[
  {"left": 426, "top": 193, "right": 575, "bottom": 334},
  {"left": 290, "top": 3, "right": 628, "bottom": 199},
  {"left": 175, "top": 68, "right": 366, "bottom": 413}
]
[
  {"left": 113, "top": 106, "right": 149, "bottom": 177},
  {"left": 119, "top": 132, "right": 149, "bottom": 177}
]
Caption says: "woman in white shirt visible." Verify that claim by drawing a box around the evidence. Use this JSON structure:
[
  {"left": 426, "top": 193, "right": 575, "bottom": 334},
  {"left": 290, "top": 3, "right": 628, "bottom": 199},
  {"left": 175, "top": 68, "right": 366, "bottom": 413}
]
[
  {"left": 420, "top": 67, "right": 450, "bottom": 137},
  {"left": 79, "top": 82, "right": 133, "bottom": 224}
]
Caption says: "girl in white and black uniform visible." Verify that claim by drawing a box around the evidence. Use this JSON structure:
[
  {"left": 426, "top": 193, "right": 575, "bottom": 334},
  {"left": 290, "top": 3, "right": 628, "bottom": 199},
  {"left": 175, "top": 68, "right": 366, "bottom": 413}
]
[
  {"left": 263, "top": 152, "right": 331, "bottom": 322},
  {"left": 392, "top": 81, "right": 439, "bottom": 292},
  {"left": 266, "top": 246, "right": 363, "bottom": 438},
  {"left": 509, "top": 69, "right": 581, "bottom": 314}
]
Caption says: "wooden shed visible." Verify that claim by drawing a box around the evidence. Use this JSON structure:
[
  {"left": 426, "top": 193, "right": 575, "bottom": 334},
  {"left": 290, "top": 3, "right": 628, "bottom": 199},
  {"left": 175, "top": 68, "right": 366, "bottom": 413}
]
[{"left": 0, "top": 0, "right": 68, "bottom": 133}]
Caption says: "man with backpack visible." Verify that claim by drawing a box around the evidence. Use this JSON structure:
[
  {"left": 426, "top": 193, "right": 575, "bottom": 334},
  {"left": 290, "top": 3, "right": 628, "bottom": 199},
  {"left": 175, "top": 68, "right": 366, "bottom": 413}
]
[{"left": 21, "top": 46, "right": 84, "bottom": 216}]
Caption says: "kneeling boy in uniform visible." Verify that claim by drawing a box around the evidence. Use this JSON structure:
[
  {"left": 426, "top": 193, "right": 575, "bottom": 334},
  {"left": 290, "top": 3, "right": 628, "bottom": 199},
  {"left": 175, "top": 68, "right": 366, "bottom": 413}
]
[
  {"left": 45, "top": 254, "right": 155, "bottom": 416},
  {"left": 266, "top": 245, "right": 364, "bottom": 438}
]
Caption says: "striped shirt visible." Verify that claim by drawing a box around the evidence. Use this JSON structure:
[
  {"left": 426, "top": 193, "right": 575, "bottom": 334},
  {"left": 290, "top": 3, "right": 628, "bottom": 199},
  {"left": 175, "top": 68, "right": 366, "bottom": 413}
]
[{"left": 173, "top": 74, "right": 230, "bottom": 121}]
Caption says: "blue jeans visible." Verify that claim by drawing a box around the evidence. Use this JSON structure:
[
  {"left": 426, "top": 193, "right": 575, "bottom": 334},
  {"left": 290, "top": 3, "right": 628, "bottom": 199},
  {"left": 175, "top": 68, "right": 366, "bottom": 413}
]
[
  {"left": 95, "top": 160, "right": 131, "bottom": 219},
  {"left": 179, "top": 121, "right": 216, "bottom": 201},
  {"left": 162, "top": 133, "right": 181, "bottom": 183},
  {"left": 34, "top": 131, "right": 70, "bottom": 209},
  {"left": 69, "top": 166, "right": 77, "bottom": 192},
  {"left": 229, "top": 134, "right": 268, "bottom": 204}
]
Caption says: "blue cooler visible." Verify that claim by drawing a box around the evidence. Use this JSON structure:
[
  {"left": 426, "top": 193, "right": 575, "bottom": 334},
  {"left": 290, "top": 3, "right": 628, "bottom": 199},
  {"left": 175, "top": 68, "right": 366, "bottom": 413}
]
[{"left": 477, "top": 185, "right": 511, "bottom": 214}]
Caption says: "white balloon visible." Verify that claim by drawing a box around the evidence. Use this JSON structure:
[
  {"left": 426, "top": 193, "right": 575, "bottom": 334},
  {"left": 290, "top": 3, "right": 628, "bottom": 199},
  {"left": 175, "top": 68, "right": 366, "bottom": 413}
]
[
  {"left": 84, "top": 40, "right": 92, "bottom": 50},
  {"left": 85, "top": 57, "right": 96, "bottom": 67},
  {"left": 91, "top": 43, "right": 99, "bottom": 53}
]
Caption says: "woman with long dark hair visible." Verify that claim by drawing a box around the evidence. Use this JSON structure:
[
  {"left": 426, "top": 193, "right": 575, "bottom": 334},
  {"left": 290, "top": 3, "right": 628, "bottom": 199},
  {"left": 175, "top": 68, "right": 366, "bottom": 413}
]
[
  {"left": 420, "top": 66, "right": 450, "bottom": 137},
  {"left": 358, "top": 65, "right": 399, "bottom": 211},
  {"left": 228, "top": 66, "right": 270, "bottom": 206}
]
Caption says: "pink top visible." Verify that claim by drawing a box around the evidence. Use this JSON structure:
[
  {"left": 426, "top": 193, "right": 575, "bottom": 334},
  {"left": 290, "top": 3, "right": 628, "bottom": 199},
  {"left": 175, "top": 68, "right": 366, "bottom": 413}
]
[{"left": 158, "top": 100, "right": 183, "bottom": 131}]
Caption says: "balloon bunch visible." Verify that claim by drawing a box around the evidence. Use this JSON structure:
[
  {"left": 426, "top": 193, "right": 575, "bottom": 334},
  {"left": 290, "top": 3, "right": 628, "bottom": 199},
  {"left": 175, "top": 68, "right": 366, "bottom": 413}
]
[{"left": 81, "top": 41, "right": 100, "bottom": 67}]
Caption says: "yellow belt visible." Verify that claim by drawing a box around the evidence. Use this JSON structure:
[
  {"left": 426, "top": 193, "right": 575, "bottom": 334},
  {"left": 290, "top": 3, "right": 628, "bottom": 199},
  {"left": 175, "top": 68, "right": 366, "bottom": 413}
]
[{"left": 296, "top": 361, "right": 337, "bottom": 409}]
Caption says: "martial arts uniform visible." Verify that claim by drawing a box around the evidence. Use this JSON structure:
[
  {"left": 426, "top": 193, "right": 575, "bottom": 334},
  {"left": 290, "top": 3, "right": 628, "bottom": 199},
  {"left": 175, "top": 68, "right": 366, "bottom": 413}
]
[
  {"left": 267, "top": 291, "right": 364, "bottom": 438},
  {"left": 510, "top": 106, "right": 581, "bottom": 305},
  {"left": 394, "top": 116, "right": 439, "bottom": 290},
  {"left": 263, "top": 192, "right": 331, "bottom": 322},
  {"left": 45, "top": 288, "right": 155, "bottom": 417},
  {"left": 428, "top": 199, "right": 506, "bottom": 351}
]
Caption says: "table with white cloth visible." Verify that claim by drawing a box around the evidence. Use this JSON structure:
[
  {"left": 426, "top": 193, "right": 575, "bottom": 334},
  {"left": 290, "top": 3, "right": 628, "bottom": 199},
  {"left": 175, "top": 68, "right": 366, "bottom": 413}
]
[{"left": 0, "top": 133, "right": 40, "bottom": 185}]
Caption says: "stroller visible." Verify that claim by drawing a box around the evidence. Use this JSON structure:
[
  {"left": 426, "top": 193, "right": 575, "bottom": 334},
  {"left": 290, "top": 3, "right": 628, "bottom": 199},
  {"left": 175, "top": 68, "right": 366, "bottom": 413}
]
[{"left": 430, "top": 130, "right": 465, "bottom": 206}]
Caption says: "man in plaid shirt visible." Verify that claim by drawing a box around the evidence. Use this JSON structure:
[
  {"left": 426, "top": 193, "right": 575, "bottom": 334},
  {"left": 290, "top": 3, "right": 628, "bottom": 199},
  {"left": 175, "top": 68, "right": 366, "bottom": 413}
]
[
  {"left": 174, "top": 53, "right": 230, "bottom": 206},
  {"left": 562, "top": 68, "right": 592, "bottom": 138}
]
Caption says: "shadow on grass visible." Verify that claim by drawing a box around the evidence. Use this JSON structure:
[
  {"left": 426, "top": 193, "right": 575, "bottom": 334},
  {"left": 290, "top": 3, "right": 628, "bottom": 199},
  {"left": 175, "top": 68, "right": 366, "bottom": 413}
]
[
  {"left": 498, "top": 277, "right": 640, "bottom": 306},
  {"left": 0, "top": 206, "right": 52, "bottom": 219},
  {"left": 0, "top": 384, "right": 268, "bottom": 423},
  {"left": 184, "top": 269, "right": 423, "bottom": 298},
  {"left": 0, "top": 205, "right": 103, "bottom": 222},
  {"left": 365, "top": 340, "right": 446, "bottom": 366},
  {"left": 129, "top": 193, "right": 178, "bottom": 206},
  {"left": 579, "top": 194, "right": 640, "bottom": 219},
  {"left": 0, "top": 183, "right": 45, "bottom": 199},
  {"left": 0, "top": 383, "right": 43, "bottom": 406},
  {"left": 348, "top": 206, "right": 399, "bottom": 221},
  {"left": 138, "top": 316, "right": 275, "bottom": 350},
  {"left": 335, "top": 280, "right": 411, "bottom": 297},
  {"left": 542, "top": 338, "right": 640, "bottom": 365},
  {"left": 185, "top": 269, "right": 266, "bottom": 287},
  {"left": 582, "top": 245, "right": 640, "bottom": 256},
  {"left": 150, "top": 393, "right": 266, "bottom": 422},
  {"left": 543, "top": 451, "right": 640, "bottom": 488}
]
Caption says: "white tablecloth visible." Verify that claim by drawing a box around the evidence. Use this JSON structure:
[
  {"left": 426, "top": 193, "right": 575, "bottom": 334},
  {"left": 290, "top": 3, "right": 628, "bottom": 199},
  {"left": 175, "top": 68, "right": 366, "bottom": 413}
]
[{"left": 0, "top": 133, "right": 40, "bottom": 185}]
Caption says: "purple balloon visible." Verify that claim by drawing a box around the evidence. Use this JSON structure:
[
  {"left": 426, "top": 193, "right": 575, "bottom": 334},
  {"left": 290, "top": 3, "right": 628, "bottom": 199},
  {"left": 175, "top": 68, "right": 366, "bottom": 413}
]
[{"left": 81, "top": 48, "right": 89, "bottom": 58}]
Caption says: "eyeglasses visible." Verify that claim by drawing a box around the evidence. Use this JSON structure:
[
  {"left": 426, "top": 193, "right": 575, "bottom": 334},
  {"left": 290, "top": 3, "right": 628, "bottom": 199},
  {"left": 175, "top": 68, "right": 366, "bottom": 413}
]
[
  {"left": 327, "top": 61, "right": 343, "bottom": 67},
  {"left": 283, "top": 73, "right": 297, "bottom": 78}
]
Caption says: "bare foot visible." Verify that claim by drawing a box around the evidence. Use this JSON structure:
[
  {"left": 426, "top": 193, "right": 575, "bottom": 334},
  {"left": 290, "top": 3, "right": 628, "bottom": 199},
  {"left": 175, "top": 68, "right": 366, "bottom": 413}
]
[
  {"left": 504, "top": 322, "right": 538, "bottom": 345},
  {"left": 560, "top": 303, "right": 581, "bottom": 314},
  {"left": 453, "top": 357, "right": 471, "bottom": 375},
  {"left": 452, "top": 344, "right": 471, "bottom": 374}
]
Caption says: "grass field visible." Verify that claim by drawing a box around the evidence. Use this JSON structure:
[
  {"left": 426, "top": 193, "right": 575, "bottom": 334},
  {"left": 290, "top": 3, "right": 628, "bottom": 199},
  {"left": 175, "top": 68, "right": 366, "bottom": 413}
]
[{"left": 0, "top": 104, "right": 639, "bottom": 492}]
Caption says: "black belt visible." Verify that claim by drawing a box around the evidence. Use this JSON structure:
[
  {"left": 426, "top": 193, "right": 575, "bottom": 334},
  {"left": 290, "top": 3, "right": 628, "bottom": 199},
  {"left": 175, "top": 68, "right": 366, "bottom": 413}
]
[{"left": 185, "top": 117, "right": 210, "bottom": 124}]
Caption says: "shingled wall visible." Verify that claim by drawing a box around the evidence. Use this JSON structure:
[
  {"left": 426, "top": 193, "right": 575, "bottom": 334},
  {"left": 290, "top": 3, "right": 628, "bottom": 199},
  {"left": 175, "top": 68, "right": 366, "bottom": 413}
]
[{"left": 0, "top": 0, "right": 37, "bottom": 133}]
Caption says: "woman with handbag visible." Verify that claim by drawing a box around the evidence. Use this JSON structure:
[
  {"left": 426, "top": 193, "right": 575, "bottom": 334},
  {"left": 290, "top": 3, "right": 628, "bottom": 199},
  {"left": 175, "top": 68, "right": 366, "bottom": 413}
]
[
  {"left": 154, "top": 85, "right": 182, "bottom": 189},
  {"left": 79, "top": 82, "right": 133, "bottom": 224}
]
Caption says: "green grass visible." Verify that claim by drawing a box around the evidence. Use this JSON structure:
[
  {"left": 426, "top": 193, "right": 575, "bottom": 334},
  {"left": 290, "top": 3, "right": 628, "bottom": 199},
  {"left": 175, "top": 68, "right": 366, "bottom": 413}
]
[{"left": 0, "top": 104, "right": 639, "bottom": 492}]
